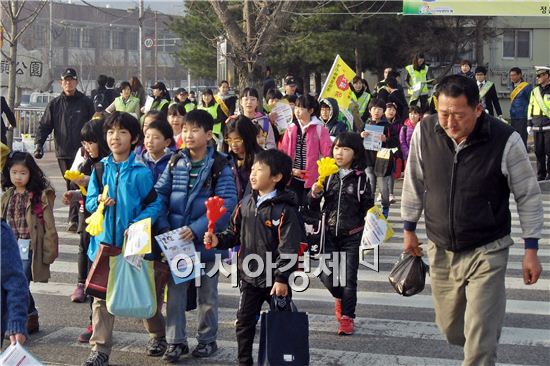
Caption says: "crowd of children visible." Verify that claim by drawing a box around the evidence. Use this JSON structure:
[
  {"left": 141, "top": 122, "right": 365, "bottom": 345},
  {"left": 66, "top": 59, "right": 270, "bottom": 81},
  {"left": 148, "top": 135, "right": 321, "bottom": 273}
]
[{"left": 1, "top": 71, "right": 431, "bottom": 366}]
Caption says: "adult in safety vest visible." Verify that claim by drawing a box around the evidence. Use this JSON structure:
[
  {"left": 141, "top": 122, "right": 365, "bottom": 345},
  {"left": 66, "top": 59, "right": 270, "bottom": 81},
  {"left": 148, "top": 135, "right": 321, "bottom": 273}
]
[
  {"left": 215, "top": 80, "right": 237, "bottom": 120},
  {"left": 527, "top": 66, "right": 550, "bottom": 181},
  {"left": 146, "top": 81, "right": 170, "bottom": 116},
  {"left": 474, "top": 66, "right": 502, "bottom": 118},
  {"left": 508, "top": 67, "right": 533, "bottom": 148},
  {"left": 171, "top": 87, "right": 196, "bottom": 113},
  {"left": 350, "top": 75, "right": 371, "bottom": 122},
  {"left": 105, "top": 81, "right": 141, "bottom": 119},
  {"left": 198, "top": 88, "right": 224, "bottom": 140},
  {"left": 405, "top": 53, "right": 433, "bottom": 112}
]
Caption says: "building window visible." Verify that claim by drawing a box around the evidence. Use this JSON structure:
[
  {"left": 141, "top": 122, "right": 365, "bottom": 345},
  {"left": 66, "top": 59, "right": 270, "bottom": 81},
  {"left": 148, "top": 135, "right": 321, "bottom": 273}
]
[
  {"left": 127, "top": 32, "right": 138, "bottom": 50},
  {"left": 32, "top": 24, "right": 46, "bottom": 48},
  {"left": 101, "top": 30, "right": 111, "bottom": 49},
  {"left": 82, "top": 28, "right": 93, "bottom": 48},
  {"left": 503, "top": 30, "right": 531, "bottom": 58},
  {"left": 112, "top": 29, "right": 125, "bottom": 49},
  {"left": 68, "top": 27, "right": 81, "bottom": 48}
]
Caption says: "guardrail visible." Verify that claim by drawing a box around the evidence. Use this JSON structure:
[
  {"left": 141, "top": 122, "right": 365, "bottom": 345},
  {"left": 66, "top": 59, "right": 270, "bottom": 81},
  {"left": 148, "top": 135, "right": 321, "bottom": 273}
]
[{"left": 11, "top": 107, "right": 54, "bottom": 152}]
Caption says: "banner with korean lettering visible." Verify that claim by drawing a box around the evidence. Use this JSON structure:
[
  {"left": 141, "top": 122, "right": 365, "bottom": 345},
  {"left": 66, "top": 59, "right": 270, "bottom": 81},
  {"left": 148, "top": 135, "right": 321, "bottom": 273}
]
[
  {"left": 318, "top": 55, "right": 356, "bottom": 110},
  {"left": 403, "top": 0, "right": 549, "bottom": 17},
  {"left": 1, "top": 43, "right": 49, "bottom": 90}
]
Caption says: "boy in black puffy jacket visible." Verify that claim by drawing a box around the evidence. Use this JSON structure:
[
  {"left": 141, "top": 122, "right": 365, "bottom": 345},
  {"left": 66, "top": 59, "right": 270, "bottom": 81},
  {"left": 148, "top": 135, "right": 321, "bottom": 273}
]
[{"left": 204, "top": 149, "right": 304, "bottom": 366}]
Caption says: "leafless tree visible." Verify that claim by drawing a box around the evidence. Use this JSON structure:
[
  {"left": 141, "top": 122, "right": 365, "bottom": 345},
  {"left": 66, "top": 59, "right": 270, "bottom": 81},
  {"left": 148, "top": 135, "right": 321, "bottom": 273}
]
[
  {"left": 1, "top": 0, "right": 47, "bottom": 107},
  {"left": 208, "top": 0, "right": 296, "bottom": 91}
]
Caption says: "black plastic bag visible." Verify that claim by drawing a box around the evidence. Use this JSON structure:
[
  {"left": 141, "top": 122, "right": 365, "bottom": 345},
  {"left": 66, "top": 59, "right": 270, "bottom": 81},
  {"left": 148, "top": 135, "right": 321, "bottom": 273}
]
[{"left": 388, "top": 252, "right": 429, "bottom": 296}]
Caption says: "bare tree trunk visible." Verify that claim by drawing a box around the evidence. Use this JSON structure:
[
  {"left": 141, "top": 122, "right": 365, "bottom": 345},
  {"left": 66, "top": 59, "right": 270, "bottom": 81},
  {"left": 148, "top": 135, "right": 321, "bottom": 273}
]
[
  {"left": 7, "top": 1, "right": 18, "bottom": 108},
  {"left": 354, "top": 47, "right": 361, "bottom": 76}
]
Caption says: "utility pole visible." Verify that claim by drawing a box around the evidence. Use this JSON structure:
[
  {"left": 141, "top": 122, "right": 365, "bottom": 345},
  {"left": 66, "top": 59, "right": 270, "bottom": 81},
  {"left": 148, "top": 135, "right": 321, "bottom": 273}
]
[
  {"left": 154, "top": 10, "right": 157, "bottom": 81},
  {"left": 139, "top": 0, "right": 144, "bottom": 82},
  {"left": 49, "top": 0, "right": 53, "bottom": 79}
]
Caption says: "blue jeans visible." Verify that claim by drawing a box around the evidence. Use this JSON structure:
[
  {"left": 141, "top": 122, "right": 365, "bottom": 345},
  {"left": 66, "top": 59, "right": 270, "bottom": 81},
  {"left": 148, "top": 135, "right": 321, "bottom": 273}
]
[
  {"left": 165, "top": 261, "right": 219, "bottom": 345},
  {"left": 21, "top": 250, "right": 37, "bottom": 315}
]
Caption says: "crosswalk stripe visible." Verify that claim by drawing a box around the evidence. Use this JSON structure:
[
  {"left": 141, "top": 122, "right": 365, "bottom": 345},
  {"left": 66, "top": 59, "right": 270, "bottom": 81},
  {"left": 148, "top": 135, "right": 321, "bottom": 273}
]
[
  {"left": 34, "top": 327, "right": 525, "bottom": 366},
  {"left": 30, "top": 281, "right": 550, "bottom": 316}
]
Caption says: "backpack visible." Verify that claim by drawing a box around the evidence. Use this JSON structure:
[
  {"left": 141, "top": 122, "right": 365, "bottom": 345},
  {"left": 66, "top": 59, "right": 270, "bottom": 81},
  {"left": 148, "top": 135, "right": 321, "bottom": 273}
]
[
  {"left": 241, "top": 194, "right": 308, "bottom": 258},
  {"left": 168, "top": 149, "right": 232, "bottom": 191},
  {"left": 93, "top": 91, "right": 106, "bottom": 112}
]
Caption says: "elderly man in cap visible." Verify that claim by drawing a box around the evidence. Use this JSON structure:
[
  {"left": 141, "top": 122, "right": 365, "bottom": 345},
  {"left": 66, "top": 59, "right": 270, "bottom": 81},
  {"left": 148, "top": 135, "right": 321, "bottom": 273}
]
[
  {"left": 528, "top": 66, "right": 550, "bottom": 181},
  {"left": 283, "top": 75, "right": 301, "bottom": 97},
  {"left": 34, "top": 68, "right": 94, "bottom": 232}
]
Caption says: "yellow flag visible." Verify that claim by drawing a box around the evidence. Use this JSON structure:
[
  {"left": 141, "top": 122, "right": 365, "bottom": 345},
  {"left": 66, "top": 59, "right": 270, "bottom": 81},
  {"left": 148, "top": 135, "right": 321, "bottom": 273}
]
[{"left": 318, "top": 55, "right": 356, "bottom": 110}]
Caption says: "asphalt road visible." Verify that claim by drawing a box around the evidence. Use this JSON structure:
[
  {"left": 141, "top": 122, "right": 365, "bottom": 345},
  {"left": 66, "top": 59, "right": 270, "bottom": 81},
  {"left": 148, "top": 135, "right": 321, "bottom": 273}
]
[{"left": 10, "top": 151, "right": 550, "bottom": 366}]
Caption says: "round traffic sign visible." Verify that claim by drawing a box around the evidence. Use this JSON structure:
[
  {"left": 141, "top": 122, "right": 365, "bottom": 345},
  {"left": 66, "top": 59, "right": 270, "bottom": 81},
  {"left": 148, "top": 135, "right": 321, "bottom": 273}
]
[{"left": 144, "top": 38, "right": 154, "bottom": 48}]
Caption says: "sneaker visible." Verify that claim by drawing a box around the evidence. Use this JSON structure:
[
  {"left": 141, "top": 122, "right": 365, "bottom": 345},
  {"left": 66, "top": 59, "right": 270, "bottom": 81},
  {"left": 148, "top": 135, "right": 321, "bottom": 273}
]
[
  {"left": 82, "top": 350, "right": 109, "bottom": 366},
  {"left": 191, "top": 341, "right": 218, "bottom": 358},
  {"left": 146, "top": 336, "right": 167, "bottom": 357},
  {"left": 27, "top": 313, "right": 39, "bottom": 334},
  {"left": 335, "top": 298, "right": 342, "bottom": 321},
  {"left": 162, "top": 343, "right": 189, "bottom": 363},
  {"left": 338, "top": 315, "right": 354, "bottom": 336},
  {"left": 78, "top": 324, "right": 93, "bottom": 343},
  {"left": 71, "top": 283, "right": 87, "bottom": 303},
  {"left": 67, "top": 221, "right": 78, "bottom": 232},
  {"left": 389, "top": 194, "right": 396, "bottom": 204},
  {"left": 376, "top": 193, "right": 382, "bottom": 202}
]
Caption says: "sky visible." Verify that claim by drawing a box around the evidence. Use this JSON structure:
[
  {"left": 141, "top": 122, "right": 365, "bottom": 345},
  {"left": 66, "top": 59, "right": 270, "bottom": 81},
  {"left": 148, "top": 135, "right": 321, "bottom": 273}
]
[{"left": 71, "top": 0, "right": 185, "bottom": 15}]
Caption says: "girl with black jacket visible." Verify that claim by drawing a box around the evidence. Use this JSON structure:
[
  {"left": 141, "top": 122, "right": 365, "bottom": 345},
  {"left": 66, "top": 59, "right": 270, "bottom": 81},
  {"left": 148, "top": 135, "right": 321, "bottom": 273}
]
[{"left": 308, "top": 132, "right": 374, "bottom": 336}]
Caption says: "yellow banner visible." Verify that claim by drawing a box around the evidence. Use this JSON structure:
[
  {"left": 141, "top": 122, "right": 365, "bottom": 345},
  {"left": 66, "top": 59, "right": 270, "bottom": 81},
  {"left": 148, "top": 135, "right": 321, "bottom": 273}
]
[{"left": 319, "top": 55, "right": 356, "bottom": 110}]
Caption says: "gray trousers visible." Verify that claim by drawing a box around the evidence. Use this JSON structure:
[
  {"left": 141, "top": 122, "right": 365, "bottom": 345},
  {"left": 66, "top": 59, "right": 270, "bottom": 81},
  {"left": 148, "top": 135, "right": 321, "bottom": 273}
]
[
  {"left": 365, "top": 166, "right": 390, "bottom": 209},
  {"left": 165, "top": 261, "right": 219, "bottom": 345},
  {"left": 427, "top": 236, "right": 511, "bottom": 366}
]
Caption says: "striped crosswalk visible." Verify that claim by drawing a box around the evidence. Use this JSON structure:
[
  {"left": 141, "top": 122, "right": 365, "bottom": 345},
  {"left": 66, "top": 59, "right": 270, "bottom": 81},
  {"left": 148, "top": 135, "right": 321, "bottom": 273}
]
[{"left": 25, "top": 176, "right": 549, "bottom": 366}]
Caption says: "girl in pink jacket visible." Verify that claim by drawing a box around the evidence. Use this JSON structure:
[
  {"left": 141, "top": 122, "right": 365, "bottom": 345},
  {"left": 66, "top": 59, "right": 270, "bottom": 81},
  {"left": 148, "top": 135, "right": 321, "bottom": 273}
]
[{"left": 279, "top": 94, "right": 332, "bottom": 207}]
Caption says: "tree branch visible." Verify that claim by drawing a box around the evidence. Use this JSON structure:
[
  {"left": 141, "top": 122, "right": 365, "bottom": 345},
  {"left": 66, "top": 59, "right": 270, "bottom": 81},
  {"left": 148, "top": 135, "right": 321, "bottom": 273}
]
[
  {"left": 13, "top": 1, "right": 46, "bottom": 42},
  {"left": 208, "top": 0, "right": 246, "bottom": 54}
]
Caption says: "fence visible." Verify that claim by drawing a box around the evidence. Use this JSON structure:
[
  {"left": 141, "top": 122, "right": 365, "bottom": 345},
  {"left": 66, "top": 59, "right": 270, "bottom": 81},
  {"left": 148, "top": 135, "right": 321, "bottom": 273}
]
[{"left": 10, "top": 107, "right": 54, "bottom": 152}]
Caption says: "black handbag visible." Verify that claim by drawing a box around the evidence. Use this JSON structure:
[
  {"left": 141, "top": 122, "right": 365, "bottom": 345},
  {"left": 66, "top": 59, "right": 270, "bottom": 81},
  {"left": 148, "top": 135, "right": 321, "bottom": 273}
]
[{"left": 258, "top": 296, "right": 310, "bottom": 365}]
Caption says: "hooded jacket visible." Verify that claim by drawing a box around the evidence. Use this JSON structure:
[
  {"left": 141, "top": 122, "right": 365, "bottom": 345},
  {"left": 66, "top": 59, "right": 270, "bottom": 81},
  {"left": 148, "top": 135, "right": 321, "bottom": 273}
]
[
  {"left": 399, "top": 119, "right": 416, "bottom": 162},
  {"left": 154, "top": 146, "right": 237, "bottom": 262},
  {"left": 35, "top": 90, "right": 95, "bottom": 159},
  {"left": 216, "top": 190, "right": 303, "bottom": 287},
  {"left": 320, "top": 98, "right": 347, "bottom": 139},
  {"left": 85, "top": 151, "right": 163, "bottom": 261},
  {"left": 279, "top": 117, "right": 333, "bottom": 188},
  {"left": 137, "top": 149, "right": 173, "bottom": 183}
]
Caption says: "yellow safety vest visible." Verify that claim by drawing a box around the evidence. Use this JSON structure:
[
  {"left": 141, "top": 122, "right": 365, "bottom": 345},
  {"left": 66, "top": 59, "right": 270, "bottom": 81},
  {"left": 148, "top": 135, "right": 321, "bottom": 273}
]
[
  {"left": 199, "top": 103, "right": 221, "bottom": 135},
  {"left": 151, "top": 98, "right": 169, "bottom": 112},
  {"left": 114, "top": 95, "right": 140, "bottom": 114},
  {"left": 405, "top": 65, "right": 429, "bottom": 97},
  {"left": 528, "top": 86, "right": 550, "bottom": 119},
  {"left": 350, "top": 92, "right": 371, "bottom": 116}
]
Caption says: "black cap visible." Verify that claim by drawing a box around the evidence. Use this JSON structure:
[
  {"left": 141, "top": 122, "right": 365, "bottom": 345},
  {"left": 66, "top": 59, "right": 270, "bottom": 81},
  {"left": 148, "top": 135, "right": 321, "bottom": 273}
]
[
  {"left": 175, "top": 87, "right": 188, "bottom": 94},
  {"left": 61, "top": 68, "right": 78, "bottom": 80},
  {"left": 285, "top": 76, "right": 297, "bottom": 86},
  {"left": 151, "top": 81, "right": 166, "bottom": 90}
]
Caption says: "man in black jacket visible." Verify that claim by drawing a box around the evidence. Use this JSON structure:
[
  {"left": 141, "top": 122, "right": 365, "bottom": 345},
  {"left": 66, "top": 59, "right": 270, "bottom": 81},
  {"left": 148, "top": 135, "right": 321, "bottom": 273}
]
[
  {"left": 475, "top": 66, "right": 503, "bottom": 117},
  {"left": 1, "top": 96, "right": 16, "bottom": 145},
  {"left": 34, "top": 68, "right": 94, "bottom": 230},
  {"left": 401, "top": 75, "right": 543, "bottom": 366}
]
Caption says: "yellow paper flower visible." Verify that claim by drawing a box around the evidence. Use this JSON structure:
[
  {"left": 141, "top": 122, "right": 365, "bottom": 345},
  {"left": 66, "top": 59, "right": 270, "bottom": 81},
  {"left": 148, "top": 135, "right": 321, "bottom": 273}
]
[
  {"left": 85, "top": 185, "right": 109, "bottom": 236},
  {"left": 64, "top": 170, "right": 87, "bottom": 195},
  {"left": 316, "top": 157, "right": 339, "bottom": 186}
]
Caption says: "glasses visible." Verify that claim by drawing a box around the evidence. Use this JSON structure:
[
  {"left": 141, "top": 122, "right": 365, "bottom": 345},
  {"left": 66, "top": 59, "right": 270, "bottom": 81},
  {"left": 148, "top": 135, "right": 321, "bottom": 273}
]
[{"left": 224, "top": 138, "right": 243, "bottom": 145}]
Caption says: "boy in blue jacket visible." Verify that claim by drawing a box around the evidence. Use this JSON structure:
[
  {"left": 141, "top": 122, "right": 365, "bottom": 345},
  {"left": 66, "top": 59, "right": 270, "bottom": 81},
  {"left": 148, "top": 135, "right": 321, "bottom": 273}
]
[
  {"left": 155, "top": 109, "right": 237, "bottom": 363},
  {"left": 83, "top": 112, "right": 163, "bottom": 366}
]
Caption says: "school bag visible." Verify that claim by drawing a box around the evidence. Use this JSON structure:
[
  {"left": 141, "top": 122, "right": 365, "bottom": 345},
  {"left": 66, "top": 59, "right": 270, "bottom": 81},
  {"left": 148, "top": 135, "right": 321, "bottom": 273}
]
[{"left": 258, "top": 296, "right": 309, "bottom": 365}]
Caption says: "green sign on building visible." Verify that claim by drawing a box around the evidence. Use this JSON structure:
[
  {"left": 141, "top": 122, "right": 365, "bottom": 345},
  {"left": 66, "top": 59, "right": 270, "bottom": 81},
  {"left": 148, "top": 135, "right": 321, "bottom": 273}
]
[{"left": 403, "top": 0, "right": 550, "bottom": 16}]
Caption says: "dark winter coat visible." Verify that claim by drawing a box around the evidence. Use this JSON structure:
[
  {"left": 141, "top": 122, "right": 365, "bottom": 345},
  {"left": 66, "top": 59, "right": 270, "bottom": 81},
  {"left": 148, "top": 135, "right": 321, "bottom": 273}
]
[
  {"left": 216, "top": 190, "right": 303, "bottom": 288},
  {"left": 35, "top": 90, "right": 94, "bottom": 159},
  {"left": 308, "top": 170, "right": 374, "bottom": 238},
  {"left": 320, "top": 98, "right": 347, "bottom": 138}
]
